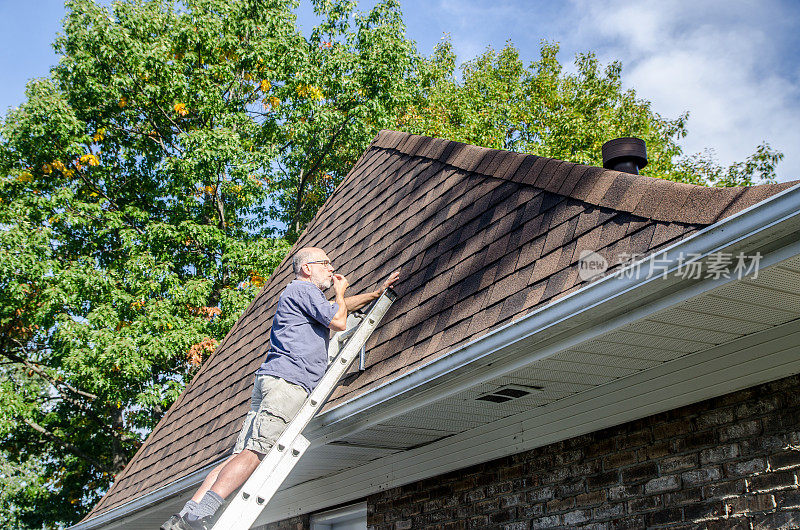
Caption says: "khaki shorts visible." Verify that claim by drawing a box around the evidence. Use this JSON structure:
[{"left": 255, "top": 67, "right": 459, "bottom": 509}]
[{"left": 233, "top": 374, "right": 307, "bottom": 455}]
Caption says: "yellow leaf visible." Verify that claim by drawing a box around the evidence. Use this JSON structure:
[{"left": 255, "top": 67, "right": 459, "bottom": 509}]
[
  {"left": 173, "top": 102, "right": 188, "bottom": 116},
  {"left": 17, "top": 171, "right": 33, "bottom": 183},
  {"left": 118, "top": 97, "right": 128, "bottom": 108},
  {"left": 80, "top": 154, "right": 99, "bottom": 167},
  {"left": 260, "top": 79, "right": 271, "bottom": 92},
  {"left": 296, "top": 84, "right": 324, "bottom": 101}
]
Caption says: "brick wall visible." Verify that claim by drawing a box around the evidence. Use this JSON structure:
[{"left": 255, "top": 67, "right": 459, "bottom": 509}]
[
  {"left": 367, "top": 374, "right": 800, "bottom": 529},
  {"left": 258, "top": 513, "right": 309, "bottom": 530}
]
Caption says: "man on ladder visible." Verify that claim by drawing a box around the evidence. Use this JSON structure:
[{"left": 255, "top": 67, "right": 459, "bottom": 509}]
[{"left": 161, "top": 247, "right": 399, "bottom": 530}]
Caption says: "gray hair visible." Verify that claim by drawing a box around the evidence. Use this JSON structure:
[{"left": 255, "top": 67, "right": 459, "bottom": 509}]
[{"left": 292, "top": 247, "right": 322, "bottom": 276}]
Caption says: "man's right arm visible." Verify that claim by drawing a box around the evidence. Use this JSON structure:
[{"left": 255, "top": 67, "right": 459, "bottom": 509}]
[{"left": 328, "top": 274, "right": 348, "bottom": 331}]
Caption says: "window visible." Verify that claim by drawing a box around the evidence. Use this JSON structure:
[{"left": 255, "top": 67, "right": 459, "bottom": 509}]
[{"left": 310, "top": 502, "right": 367, "bottom": 530}]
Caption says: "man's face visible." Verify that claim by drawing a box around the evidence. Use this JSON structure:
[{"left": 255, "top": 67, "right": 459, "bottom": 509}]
[{"left": 305, "top": 253, "right": 334, "bottom": 290}]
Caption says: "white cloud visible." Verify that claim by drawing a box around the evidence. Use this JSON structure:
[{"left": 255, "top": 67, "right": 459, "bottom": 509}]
[{"left": 570, "top": 0, "right": 800, "bottom": 181}]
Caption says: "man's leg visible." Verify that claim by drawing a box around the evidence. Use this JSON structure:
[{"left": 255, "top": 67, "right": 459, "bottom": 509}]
[
  {"left": 161, "top": 377, "right": 263, "bottom": 530},
  {"left": 206, "top": 448, "right": 261, "bottom": 498},
  {"left": 181, "top": 452, "right": 261, "bottom": 527},
  {"left": 178, "top": 376, "right": 306, "bottom": 527},
  {"left": 191, "top": 457, "right": 232, "bottom": 503},
  {"left": 159, "top": 457, "right": 234, "bottom": 529}
]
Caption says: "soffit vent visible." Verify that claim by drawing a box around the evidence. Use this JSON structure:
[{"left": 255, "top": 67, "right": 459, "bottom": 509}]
[{"left": 476, "top": 384, "right": 543, "bottom": 404}]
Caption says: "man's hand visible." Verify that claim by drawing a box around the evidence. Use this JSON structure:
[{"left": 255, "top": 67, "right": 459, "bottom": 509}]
[
  {"left": 332, "top": 273, "right": 348, "bottom": 294},
  {"left": 342, "top": 269, "right": 401, "bottom": 313},
  {"left": 329, "top": 274, "right": 349, "bottom": 331},
  {"left": 382, "top": 270, "right": 400, "bottom": 291}
]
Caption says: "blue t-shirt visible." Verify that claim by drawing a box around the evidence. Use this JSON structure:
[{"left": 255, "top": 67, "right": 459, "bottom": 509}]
[{"left": 256, "top": 279, "right": 339, "bottom": 393}]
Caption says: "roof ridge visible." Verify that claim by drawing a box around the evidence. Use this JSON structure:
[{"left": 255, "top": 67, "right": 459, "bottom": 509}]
[{"left": 374, "top": 130, "right": 799, "bottom": 224}]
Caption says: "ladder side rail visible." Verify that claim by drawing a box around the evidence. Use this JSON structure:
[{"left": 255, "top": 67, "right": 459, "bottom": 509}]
[
  {"left": 211, "top": 436, "right": 311, "bottom": 529},
  {"left": 327, "top": 311, "right": 365, "bottom": 362}
]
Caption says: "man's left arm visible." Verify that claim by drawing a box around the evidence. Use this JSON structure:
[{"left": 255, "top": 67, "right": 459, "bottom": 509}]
[{"left": 344, "top": 270, "right": 400, "bottom": 312}]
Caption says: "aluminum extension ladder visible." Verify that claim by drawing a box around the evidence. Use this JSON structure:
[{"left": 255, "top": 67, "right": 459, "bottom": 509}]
[{"left": 211, "top": 288, "right": 397, "bottom": 530}]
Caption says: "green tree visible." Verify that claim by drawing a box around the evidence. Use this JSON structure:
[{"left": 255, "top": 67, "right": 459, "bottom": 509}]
[
  {"left": 400, "top": 40, "right": 783, "bottom": 186},
  {"left": 0, "top": 0, "right": 417, "bottom": 526}
]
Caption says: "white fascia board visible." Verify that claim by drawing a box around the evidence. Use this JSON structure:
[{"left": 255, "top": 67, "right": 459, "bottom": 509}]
[
  {"left": 306, "top": 183, "right": 800, "bottom": 443},
  {"left": 72, "top": 182, "right": 800, "bottom": 529}
]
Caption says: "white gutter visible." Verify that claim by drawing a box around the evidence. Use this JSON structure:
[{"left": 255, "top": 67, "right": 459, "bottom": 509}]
[{"left": 72, "top": 183, "right": 800, "bottom": 529}]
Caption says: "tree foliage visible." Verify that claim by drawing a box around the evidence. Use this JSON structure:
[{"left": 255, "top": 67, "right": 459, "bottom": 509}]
[
  {"left": 0, "top": 0, "right": 416, "bottom": 526},
  {"left": 400, "top": 39, "right": 783, "bottom": 186}
]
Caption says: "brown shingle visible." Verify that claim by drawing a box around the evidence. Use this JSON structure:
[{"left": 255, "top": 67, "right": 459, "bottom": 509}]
[
  {"left": 677, "top": 187, "right": 732, "bottom": 224},
  {"left": 517, "top": 157, "right": 551, "bottom": 187},
  {"left": 599, "top": 172, "right": 642, "bottom": 212},
  {"left": 532, "top": 159, "right": 564, "bottom": 190},
  {"left": 555, "top": 164, "right": 588, "bottom": 196},
  {"left": 494, "top": 151, "right": 528, "bottom": 182},
  {"left": 508, "top": 154, "right": 539, "bottom": 183},
  {"left": 87, "top": 130, "right": 797, "bottom": 522},
  {"left": 717, "top": 181, "right": 797, "bottom": 220},
  {"left": 543, "top": 160, "right": 576, "bottom": 195}
]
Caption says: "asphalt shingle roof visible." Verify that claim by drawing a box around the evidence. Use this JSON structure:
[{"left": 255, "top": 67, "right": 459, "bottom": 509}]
[{"left": 85, "top": 130, "right": 798, "bottom": 520}]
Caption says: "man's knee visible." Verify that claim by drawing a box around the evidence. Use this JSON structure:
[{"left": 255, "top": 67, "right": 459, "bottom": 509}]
[{"left": 238, "top": 447, "right": 265, "bottom": 464}]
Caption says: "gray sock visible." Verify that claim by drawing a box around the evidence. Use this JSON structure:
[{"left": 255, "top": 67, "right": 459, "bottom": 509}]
[
  {"left": 190, "top": 491, "right": 224, "bottom": 518},
  {"left": 179, "top": 500, "right": 198, "bottom": 517}
]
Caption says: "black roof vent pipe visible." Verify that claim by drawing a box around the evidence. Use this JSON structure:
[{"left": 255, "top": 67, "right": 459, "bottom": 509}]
[{"left": 602, "top": 137, "right": 648, "bottom": 175}]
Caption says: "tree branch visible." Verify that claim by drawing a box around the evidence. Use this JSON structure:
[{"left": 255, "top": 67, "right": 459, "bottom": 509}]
[
  {"left": 2, "top": 344, "right": 97, "bottom": 401},
  {"left": 73, "top": 169, "right": 145, "bottom": 236},
  {"left": 22, "top": 417, "right": 113, "bottom": 474},
  {"left": 289, "top": 114, "right": 353, "bottom": 231}
]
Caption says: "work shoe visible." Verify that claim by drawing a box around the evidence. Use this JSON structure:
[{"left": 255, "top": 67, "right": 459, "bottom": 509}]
[
  {"left": 178, "top": 513, "right": 216, "bottom": 530},
  {"left": 159, "top": 514, "right": 182, "bottom": 530}
]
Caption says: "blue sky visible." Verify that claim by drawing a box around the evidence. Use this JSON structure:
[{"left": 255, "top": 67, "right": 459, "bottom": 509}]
[{"left": 2, "top": 0, "right": 798, "bottom": 180}]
